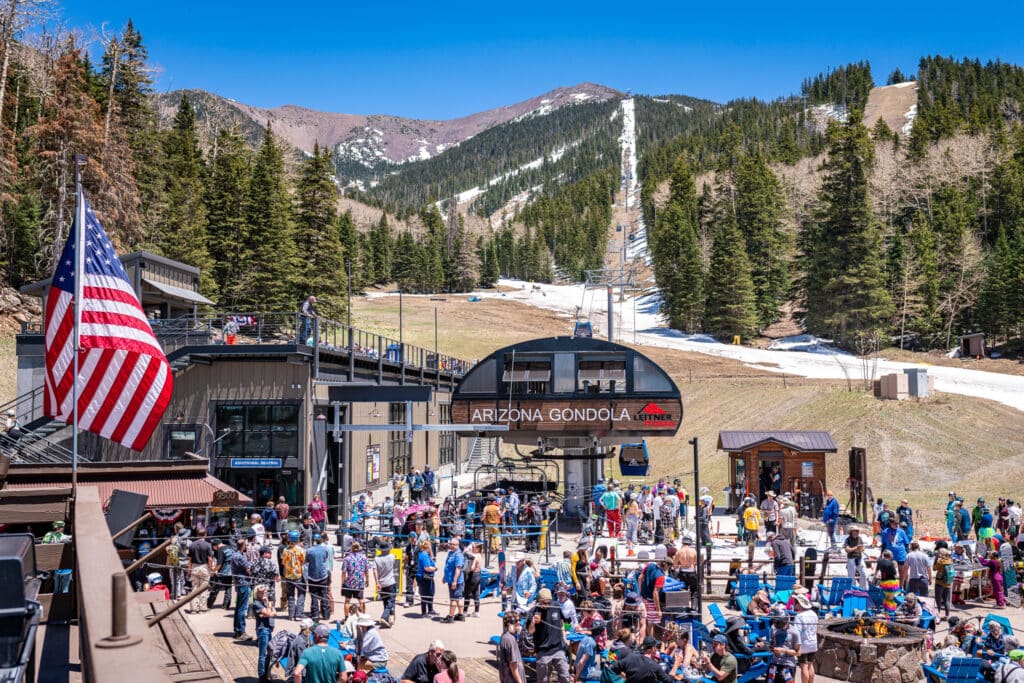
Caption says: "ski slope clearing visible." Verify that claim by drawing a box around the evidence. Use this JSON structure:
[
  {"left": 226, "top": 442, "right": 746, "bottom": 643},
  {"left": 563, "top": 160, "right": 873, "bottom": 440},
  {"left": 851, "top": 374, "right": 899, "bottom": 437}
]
[{"left": 482, "top": 279, "right": 1024, "bottom": 412}]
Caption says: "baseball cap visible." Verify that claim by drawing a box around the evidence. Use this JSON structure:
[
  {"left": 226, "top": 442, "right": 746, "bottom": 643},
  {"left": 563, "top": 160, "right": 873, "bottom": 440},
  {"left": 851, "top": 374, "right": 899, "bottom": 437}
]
[
  {"left": 1009, "top": 650, "right": 1024, "bottom": 662},
  {"left": 713, "top": 634, "right": 730, "bottom": 645},
  {"left": 313, "top": 623, "right": 331, "bottom": 640},
  {"left": 289, "top": 530, "right": 300, "bottom": 541},
  {"left": 642, "top": 636, "right": 659, "bottom": 649},
  {"left": 245, "top": 529, "right": 257, "bottom": 538}
]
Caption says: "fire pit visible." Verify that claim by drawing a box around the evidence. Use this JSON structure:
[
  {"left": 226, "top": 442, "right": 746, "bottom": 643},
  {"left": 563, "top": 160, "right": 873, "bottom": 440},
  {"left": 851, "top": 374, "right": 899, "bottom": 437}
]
[{"left": 815, "top": 617, "right": 929, "bottom": 683}]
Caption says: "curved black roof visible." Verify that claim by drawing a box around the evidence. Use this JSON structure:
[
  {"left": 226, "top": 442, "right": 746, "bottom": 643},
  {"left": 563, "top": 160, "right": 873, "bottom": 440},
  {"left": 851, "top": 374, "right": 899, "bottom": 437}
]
[{"left": 454, "top": 335, "right": 680, "bottom": 399}]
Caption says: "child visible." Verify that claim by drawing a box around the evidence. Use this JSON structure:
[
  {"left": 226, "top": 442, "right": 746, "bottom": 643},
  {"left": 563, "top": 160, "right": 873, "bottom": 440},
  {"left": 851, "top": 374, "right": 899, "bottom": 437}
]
[{"left": 979, "top": 550, "right": 1006, "bottom": 607}]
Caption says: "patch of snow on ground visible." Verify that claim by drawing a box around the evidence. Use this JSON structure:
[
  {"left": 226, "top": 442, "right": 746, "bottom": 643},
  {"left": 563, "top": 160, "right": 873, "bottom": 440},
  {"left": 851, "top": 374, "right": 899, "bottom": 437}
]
[
  {"left": 892, "top": 81, "right": 917, "bottom": 89},
  {"left": 461, "top": 279, "right": 1024, "bottom": 412},
  {"left": 572, "top": 93, "right": 591, "bottom": 101},
  {"left": 768, "top": 334, "right": 848, "bottom": 355},
  {"left": 902, "top": 103, "right": 918, "bottom": 136},
  {"left": 456, "top": 186, "right": 485, "bottom": 204},
  {"left": 652, "top": 98, "right": 670, "bottom": 103}
]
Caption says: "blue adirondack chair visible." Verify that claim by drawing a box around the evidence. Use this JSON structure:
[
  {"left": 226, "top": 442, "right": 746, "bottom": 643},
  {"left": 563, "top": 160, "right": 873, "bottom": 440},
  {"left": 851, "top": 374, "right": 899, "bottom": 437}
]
[
  {"left": 737, "top": 661, "right": 770, "bottom": 683},
  {"left": 945, "top": 657, "right": 983, "bottom": 683},
  {"left": 819, "top": 577, "right": 853, "bottom": 615},
  {"left": 919, "top": 608, "right": 935, "bottom": 630},
  {"left": 920, "top": 663, "right": 946, "bottom": 683},
  {"left": 842, "top": 594, "right": 868, "bottom": 617},
  {"left": 772, "top": 573, "right": 796, "bottom": 603},
  {"left": 867, "top": 585, "right": 885, "bottom": 611},
  {"left": 737, "top": 573, "right": 761, "bottom": 596},
  {"left": 708, "top": 602, "right": 729, "bottom": 631}
]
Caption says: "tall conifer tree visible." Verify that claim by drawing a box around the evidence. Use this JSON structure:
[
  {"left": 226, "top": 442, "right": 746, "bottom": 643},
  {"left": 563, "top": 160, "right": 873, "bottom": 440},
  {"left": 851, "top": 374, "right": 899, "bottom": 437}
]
[
  {"left": 653, "top": 158, "right": 704, "bottom": 333},
  {"left": 705, "top": 204, "right": 758, "bottom": 340},
  {"left": 205, "top": 128, "right": 251, "bottom": 307},
  {"left": 294, "top": 142, "right": 345, "bottom": 319},
  {"left": 243, "top": 125, "right": 296, "bottom": 310},
  {"left": 158, "top": 96, "right": 216, "bottom": 297},
  {"left": 802, "top": 115, "right": 893, "bottom": 344}
]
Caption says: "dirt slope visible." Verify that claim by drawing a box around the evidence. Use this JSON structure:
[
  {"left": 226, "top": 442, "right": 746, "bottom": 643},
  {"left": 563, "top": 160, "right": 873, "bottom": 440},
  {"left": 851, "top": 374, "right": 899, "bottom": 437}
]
[{"left": 862, "top": 81, "right": 918, "bottom": 135}]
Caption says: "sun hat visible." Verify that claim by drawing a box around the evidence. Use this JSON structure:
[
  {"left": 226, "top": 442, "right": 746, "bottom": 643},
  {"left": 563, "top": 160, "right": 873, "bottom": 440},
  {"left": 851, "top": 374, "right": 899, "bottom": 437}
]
[
  {"left": 794, "top": 594, "right": 812, "bottom": 610},
  {"left": 356, "top": 616, "right": 376, "bottom": 628},
  {"left": 300, "top": 618, "right": 314, "bottom": 630},
  {"left": 538, "top": 588, "right": 553, "bottom": 601},
  {"left": 766, "top": 491, "right": 776, "bottom": 497}
]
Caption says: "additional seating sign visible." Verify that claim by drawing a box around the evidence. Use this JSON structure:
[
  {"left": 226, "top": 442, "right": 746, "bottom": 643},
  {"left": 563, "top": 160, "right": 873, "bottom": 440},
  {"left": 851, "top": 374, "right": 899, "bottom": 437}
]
[{"left": 230, "top": 458, "right": 282, "bottom": 468}]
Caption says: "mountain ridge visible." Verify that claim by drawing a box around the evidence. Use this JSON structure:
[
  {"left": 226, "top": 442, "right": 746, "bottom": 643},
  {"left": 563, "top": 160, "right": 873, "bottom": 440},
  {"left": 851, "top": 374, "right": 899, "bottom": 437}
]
[{"left": 156, "top": 82, "right": 623, "bottom": 167}]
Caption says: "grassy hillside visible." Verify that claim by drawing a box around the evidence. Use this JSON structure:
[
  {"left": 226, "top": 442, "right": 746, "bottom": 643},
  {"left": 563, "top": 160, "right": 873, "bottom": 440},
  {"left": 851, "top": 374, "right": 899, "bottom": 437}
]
[{"left": 352, "top": 294, "right": 1024, "bottom": 530}]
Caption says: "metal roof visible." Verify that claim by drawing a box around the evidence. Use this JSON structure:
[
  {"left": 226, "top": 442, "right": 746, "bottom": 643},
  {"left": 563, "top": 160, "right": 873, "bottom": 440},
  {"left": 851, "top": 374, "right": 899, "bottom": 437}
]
[
  {"left": 2, "top": 473, "right": 251, "bottom": 508},
  {"left": 717, "top": 430, "right": 838, "bottom": 453},
  {"left": 142, "top": 277, "right": 215, "bottom": 305}
]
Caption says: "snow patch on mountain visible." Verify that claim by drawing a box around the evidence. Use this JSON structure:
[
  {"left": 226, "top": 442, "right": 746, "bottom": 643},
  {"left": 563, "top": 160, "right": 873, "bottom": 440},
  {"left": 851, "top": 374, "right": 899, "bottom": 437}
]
[{"left": 902, "top": 104, "right": 918, "bottom": 136}]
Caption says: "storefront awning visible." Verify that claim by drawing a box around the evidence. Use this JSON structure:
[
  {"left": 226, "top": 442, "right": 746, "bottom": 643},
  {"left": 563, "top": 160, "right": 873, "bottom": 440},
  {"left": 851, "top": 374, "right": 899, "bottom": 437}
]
[
  {"left": 2, "top": 473, "right": 250, "bottom": 509},
  {"left": 142, "top": 278, "right": 215, "bottom": 306}
]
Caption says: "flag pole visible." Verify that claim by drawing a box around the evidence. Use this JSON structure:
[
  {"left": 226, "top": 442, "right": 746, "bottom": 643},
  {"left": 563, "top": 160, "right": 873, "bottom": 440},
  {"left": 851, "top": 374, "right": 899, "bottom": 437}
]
[{"left": 71, "top": 154, "right": 88, "bottom": 494}]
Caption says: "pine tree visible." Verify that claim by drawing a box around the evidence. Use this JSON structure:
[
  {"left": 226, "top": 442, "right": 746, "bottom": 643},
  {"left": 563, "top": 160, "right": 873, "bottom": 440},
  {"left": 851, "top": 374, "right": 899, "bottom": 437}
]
[
  {"left": 908, "top": 215, "right": 940, "bottom": 340},
  {"left": 476, "top": 236, "right": 498, "bottom": 287},
  {"left": 368, "top": 213, "right": 393, "bottom": 284},
  {"left": 803, "top": 115, "right": 893, "bottom": 345},
  {"left": 294, "top": 142, "right": 345, "bottom": 319},
  {"left": 418, "top": 206, "right": 445, "bottom": 292},
  {"left": 205, "top": 127, "right": 251, "bottom": 307},
  {"left": 337, "top": 210, "right": 362, "bottom": 290},
  {"left": 977, "top": 227, "right": 1015, "bottom": 341},
  {"left": 102, "top": 20, "right": 162, "bottom": 229},
  {"left": 704, "top": 204, "right": 758, "bottom": 340},
  {"left": 734, "top": 153, "right": 790, "bottom": 327},
  {"left": 242, "top": 125, "right": 296, "bottom": 310},
  {"left": 392, "top": 230, "right": 419, "bottom": 290},
  {"left": 652, "top": 157, "right": 704, "bottom": 333},
  {"left": 157, "top": 96, "right": 216, "bottom": 297}
]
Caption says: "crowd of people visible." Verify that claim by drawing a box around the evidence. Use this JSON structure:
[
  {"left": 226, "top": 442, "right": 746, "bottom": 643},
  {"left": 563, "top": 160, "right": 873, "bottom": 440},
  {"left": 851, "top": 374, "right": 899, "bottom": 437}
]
[{"left": 123, "top": 475, "right": 1024, "bottom": 683}]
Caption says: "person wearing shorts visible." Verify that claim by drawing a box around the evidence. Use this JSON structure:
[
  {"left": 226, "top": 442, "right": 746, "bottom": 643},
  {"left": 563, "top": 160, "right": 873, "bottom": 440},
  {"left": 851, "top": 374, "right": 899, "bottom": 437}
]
[
  {"left": 442, "top": 538, "right": 465, "bottom": 623},
  {"left": 340, "top": 542, "right": 370, "bottom": 614}
]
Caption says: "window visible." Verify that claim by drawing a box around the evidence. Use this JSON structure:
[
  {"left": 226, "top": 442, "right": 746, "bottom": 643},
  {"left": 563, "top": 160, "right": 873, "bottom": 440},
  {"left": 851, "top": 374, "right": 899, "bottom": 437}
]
[
  {"left": 577, "top": 357, "right": 627, "bottom": 394},
  {"left": 213, "top": 403, "right": 301, "bottom": 463},
  {"left": 633, "top": 355, "right": 673, "bottom": 392},
  {"left": 165, "top": 424, "right": 201, "bottom": 459},
  {"left": 457, "top": 359, "right": 497, "bottom": 393},
  {"left": 388, "top": 402, "right": 411, "bottom": 477},
  {"left": 438, "top": 403, "right": 455, "bottom": 466},
  {"left": 501, "top": 359, "right": 551, "bottom": 395},
  {"left": 552, "top": 353, "right": 576, "bottom": 394}
]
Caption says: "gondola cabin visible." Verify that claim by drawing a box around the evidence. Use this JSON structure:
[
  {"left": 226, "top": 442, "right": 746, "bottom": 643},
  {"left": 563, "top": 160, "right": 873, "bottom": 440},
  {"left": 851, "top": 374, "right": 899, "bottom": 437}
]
[
  {"left": 618, "top": 441, "right": 650, "bottom": 477},
  {"left": 451, "top": 337, "right": 682, "bottom": 451},
  {"left": 573, "top": 321, "right": 594, "bottom": 338}
]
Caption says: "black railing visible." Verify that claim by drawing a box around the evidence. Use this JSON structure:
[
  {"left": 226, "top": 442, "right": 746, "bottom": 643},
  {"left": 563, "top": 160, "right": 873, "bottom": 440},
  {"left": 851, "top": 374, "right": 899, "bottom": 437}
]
[{"left": 20, "top": 311, "right": 474, "bottom": 376}]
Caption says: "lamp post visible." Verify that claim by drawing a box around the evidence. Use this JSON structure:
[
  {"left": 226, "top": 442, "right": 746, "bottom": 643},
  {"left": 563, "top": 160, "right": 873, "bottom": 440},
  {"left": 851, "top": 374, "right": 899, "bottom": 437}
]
[
  {"left": 398, "top": 288, "right": 404, "bottom": 364},
  {"left": 312, "top": 410, "right": 329, "bottom": 520},
  {"left": 346, "top": 261, "right": 352, "bottom": 346},
  {"left": 690, "top": 436, "right": 703, "bottom": 620}
]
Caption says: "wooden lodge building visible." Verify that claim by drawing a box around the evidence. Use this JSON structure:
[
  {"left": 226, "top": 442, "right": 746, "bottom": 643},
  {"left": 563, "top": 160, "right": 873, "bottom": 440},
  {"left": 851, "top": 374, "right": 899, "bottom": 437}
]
[
  {"left": 717, "top": 430, "right": 838, "bottom": 515},
  {"left": 12, "top": 252, "right": 483, "bottom": 522}
]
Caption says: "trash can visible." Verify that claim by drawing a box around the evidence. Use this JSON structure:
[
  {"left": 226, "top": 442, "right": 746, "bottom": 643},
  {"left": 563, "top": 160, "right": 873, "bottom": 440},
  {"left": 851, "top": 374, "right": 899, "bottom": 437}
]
[{"left": 385, "top": 344, "right": 402, "bottom": 362}]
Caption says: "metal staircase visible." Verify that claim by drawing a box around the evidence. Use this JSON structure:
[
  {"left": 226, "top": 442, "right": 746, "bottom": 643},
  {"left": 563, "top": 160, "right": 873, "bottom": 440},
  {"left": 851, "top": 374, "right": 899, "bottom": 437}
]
[{"left": 464, "top": 436, "right": 499, "bottom": 471}]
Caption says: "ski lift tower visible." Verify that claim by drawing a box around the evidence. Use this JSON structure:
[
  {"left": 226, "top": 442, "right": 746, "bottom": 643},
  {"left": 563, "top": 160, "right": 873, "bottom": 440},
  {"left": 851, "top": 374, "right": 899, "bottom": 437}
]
[{"left": 584, "top": 267, "right": 634, "bottom": 343}]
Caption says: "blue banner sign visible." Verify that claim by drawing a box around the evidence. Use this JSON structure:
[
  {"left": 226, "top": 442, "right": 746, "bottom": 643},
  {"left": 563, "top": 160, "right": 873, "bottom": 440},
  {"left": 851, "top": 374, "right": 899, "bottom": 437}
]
[{"left": 231, "top": 458, "right": 282, "bottom": 468}]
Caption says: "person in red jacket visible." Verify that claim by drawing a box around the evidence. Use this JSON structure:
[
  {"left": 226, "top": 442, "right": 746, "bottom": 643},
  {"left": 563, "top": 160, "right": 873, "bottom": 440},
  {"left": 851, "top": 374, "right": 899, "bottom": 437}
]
[{"left": 146, "top": 571, "right": 170, "bottom": 600}]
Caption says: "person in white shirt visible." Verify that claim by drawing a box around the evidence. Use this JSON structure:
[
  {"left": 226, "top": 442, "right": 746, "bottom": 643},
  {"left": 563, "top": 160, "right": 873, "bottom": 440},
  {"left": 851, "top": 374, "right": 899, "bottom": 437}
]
[
  {"left": 792, "top": 594, "right": 818, "bottom": 683},
  {"left": 249, "top": 514, "right": 266, "bottom": 547}
]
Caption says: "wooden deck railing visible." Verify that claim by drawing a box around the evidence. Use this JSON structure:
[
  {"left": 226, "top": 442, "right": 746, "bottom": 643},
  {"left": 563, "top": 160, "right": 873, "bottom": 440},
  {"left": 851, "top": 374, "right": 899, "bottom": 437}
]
[{"left": 74, "top": 486, "right": 172, "bottom": 683}]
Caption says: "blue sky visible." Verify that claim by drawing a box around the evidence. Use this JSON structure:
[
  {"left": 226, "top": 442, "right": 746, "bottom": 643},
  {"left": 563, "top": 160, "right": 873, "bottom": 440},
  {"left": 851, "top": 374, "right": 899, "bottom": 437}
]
[{"left": 61, "top": 1, "right": 1024, "bottom": 120}]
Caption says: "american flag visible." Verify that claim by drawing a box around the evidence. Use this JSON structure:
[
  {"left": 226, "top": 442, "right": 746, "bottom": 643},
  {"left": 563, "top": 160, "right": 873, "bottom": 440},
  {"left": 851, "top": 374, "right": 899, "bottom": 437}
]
[{"left": 43, "top": 193, "right": 173, "bottom": 451}]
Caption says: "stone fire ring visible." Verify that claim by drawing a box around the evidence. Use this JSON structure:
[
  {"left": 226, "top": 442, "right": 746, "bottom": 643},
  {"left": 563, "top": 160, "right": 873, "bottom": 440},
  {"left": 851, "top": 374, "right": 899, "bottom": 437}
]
[
  {"left": 815, "top": 618, "right": 930, "bottom": 683},
  {"left": 821, "top": 617, "right": 930, "bottom": 648}
]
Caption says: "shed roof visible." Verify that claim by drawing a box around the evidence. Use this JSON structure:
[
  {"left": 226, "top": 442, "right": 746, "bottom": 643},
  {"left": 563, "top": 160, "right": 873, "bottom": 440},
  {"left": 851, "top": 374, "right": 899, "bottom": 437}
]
[{"left": 717, "top": 430, "right": 837, "bottom": 453}]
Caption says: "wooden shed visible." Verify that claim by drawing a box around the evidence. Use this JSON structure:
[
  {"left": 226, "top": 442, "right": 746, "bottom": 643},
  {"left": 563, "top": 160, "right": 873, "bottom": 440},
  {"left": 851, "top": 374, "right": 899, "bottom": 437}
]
[
  {"left": 960, "top": 333, "right": 985, "bottom": 358},
  {"left": 717, "top": 430, "right": 838, "bottom": 516}
]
